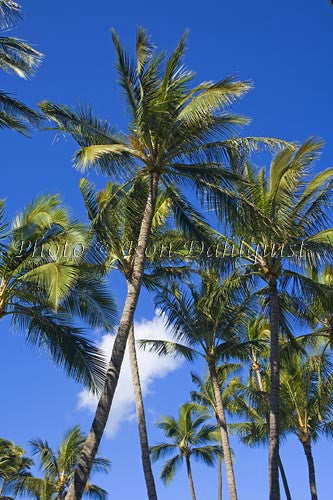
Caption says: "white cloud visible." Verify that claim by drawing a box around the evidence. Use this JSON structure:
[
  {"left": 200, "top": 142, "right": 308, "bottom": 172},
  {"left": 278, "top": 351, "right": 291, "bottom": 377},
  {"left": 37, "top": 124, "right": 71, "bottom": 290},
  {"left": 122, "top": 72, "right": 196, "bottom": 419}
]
[{"left": 77, "top": 313, "right": 182, "bottom": 436}]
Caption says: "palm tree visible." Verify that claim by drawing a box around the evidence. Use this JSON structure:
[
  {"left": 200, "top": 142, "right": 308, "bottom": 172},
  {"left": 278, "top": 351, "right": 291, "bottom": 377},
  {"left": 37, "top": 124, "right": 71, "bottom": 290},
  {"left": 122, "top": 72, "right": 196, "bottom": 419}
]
[
  {"left": 243, "top": 317, "right": 270, "bottom": 392},
  {"left": 214, "top": 139, "right": 333, "bottom": 499},
  {"left": 141, "top": 272, "right": 256, "bottom": 499},
  {"left": 190, "top": 365, "right": 238, "bottom": 500},
  {"left": 228, "top": 368, "right": 292, "bottom": 500},
  {"left": 279, "top": 352, "right": 333, "bottom": 500},
  {"left": 79, "top": 176, "right": 187, "bottom": 500},
  {"left": 151, "top": 403, "right": 220, "bottom": 500},
  {"left": 22, "top": 426, "right": 110, "bottom": 500},
  {"left": 0, "top": 195, "right": 117, "bottom": 392},
  {"left": 38, "top": 29, "right": 287, "bottom": 499},
  {"left": 0, "top": 0, "right": 43, "bottom": 133},
  {"left": 0, "top": 438, "right": 33, "bottom": 499}
]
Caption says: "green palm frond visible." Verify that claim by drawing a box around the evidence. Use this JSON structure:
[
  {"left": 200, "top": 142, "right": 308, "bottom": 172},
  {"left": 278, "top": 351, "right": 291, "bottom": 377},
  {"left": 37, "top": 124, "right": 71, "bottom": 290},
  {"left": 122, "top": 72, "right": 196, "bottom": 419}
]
[
  {"left": 0, "top": 91, "right": 41, "bottom": 134},
  {"left": 0, "top": 37, "right": 43, "bottom": 78},
  {"left": 13, "top": 307, "right": 107, "bottom": 393},
  {"left": 159, "top": 454, "right": 182, "bottom": 485},
  {"left": 0, "top": 1, "right": 21, "bottom": 29}
]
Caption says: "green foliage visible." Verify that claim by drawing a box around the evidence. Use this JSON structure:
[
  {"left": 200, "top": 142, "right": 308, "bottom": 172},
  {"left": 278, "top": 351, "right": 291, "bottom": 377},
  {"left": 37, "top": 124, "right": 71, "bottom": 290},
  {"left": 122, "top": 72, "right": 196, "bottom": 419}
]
[
  {"left": 0, "top": 1, "right": 43, "bottom": 134},
  {"left": 0, "top": 195, "right": 117, "bottom": 392},
  {"left": 21, "top": 426, "right": 110, "bottom": 500},
  {"left": 151, "top": 404, "right": 220, "bottom": 485},
  {"left": 39, "top": 28, "right": 288, "bottom": 233},
  {"left": 140, "top": 271, "right": 258, "bottom": 365},
  {"left": 0, "top": 438, "right": 33, "bottom": 499}
]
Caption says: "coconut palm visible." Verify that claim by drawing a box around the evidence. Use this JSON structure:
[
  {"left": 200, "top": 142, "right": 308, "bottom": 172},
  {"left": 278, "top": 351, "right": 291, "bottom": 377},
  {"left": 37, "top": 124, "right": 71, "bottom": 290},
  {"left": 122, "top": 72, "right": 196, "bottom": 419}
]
[
  {"left": 141, "top": 271, "right": 257, "bottom": 499},
  {"left": 0, "top": 1, "right": 42, "bottom": 133},
  {"left": 190, "top": 365, "right": 239, "bottom": 500},
  {"left": 278, "top": 352, "right": 333, "bottom": 500},
  {"left": 151, "top": 403, "right": 220, "bottom": 500},
  {"left": 0, "top": 195, "right": 116, "bottom": 392},
  {"left": 228, "top": 368, "right": 292, "bottom": 500},
  {"left": 22, "top": 426, "right": 110, "bottom": 500},
  {"left": 79, "top": 176, "right": 188, "bottom": 500},
  {"left": 214, "top": 139, "right": 333, "bottom": 499},
  {"left": 0, "top": 438, "right": 33, "bottom": 499},
  {"left": 243, "top": 317, "right": 270, "bottom": 391},
  {"left": 38, "top": 28, "right": 288, "bottom": 499}
]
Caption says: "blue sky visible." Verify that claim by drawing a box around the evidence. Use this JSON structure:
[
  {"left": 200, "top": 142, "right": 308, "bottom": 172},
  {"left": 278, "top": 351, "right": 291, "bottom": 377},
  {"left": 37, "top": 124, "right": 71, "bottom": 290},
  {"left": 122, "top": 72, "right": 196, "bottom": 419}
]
[{"left": 2, "top": 0, "right": 333, "bottom": 498}]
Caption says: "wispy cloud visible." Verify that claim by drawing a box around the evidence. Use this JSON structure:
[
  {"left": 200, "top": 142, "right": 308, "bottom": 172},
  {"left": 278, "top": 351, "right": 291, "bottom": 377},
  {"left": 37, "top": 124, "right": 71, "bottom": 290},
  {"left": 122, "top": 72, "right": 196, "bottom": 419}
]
[{"left": 78, "top": 314, "right": 182, "bottom": 436}]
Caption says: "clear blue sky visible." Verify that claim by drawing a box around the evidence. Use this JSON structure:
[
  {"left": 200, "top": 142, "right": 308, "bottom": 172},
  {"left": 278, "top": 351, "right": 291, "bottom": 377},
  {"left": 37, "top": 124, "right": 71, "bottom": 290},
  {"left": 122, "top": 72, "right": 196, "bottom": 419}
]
[{"left": 2, "top": 0, "right": 333, "bottom": 499}]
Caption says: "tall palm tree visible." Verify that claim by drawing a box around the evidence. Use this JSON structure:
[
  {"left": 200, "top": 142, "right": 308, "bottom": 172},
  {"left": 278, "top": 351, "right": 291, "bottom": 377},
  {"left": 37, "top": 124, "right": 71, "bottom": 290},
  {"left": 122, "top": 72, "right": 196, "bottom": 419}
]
[
  {"left": 151, "top": 403, "right": 220, "bottom": 500},
  {"left": 0, "top": 195, "right": 116, "bottom": 392},
  {"left": 279, "top": 352, "right": 333, "bottom": 500},
  {"left": 141, "top": 272, "right": 256, "bottom": 499},
  {"left": 79, "top": 176, "right": 187, "bottom": 500},
  {"left": 0, "top": 438, "right": 33, "bottom": 499},
  {"left": 38, "top": 29, "right": 286, "bottom": 499},
  {"left": 22, "top": 426, "right": 110, "bottom": 500},
  {"left": 228, "top": 368, "right": 292, "bottom": 500},
  {"left": 0, "top": 1, "right": 43, "bottom": 133},
  {"left": 214, "top": 139, "right": 333, "bottom": 499},
  {"left": 190, "top": 365, "right": 238, "bottom": 500}
]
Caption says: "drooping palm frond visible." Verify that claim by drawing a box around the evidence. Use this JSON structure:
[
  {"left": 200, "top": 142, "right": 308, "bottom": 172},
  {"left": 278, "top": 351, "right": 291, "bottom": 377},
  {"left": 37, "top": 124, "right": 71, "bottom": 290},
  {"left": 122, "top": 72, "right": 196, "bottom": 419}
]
[
  {"left": 0, "top": 91, "right": 41, "bottom": 134},
  {"left": 12, "top": 306, "right": 107, "bottom": 393},
  {"left": 0, "top": 37, "right": 43, "bottom": 78},
  {"left": 0, "top": 1, "right": 21, "bottom": 29},
  {"left": 0, "top": 195, "right": 116, "bottom": 392}
]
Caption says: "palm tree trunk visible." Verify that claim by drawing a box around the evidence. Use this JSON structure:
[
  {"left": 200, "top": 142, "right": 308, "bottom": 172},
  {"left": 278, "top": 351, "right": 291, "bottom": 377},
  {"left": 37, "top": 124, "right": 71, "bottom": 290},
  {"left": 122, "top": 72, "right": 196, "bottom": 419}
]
[
  {"left": 209, "top": 362, "right": 237, "bottom": 500},
  {"left": 65, "top": 173, "right": 159, "bottom": 500},
  {"left": 217, "top": 454, "right": 222, "bottom": 500},
  {"left": 278, "top": 456, "right": 292, "bottom": 500},
  {"left": 268, "top": 277, "right": 280, "bottom": 500},
  {"left": 128, "top": 322, "right": 158, "bottom": 500},
  {"left": 254, "top": 364, "right": 264, "bottom": 392},
  {"left": 185, "top": 455, "right": 197, "bottom": 500},
  {"left": 302, "top": 441, "right": 318, "bottom": 500}
]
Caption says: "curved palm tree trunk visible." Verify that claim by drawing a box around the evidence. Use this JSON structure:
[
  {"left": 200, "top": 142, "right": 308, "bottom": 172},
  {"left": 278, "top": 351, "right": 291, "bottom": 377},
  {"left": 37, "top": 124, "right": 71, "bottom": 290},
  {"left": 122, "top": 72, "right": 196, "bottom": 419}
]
[
  {"left": 128, "top": 323, "right": 158, "bottom": 500},
  {"left": 302, "top": 441, "right": 318, "bottom": 500},
  {"left": 278, "top": 456, "right": 292, "bottom": 500},
  {"left": 268, "top": 277, "right": 280, "bottom": 500},
  {"left": 217, "top": 454, "right": 222, "bottom": 500},
  {"left": 185, "top": 455, "right": 197, "bottom": 500},
  {"left": 65, "top": 173, "right": 159, "bottom": 500},
  {"left": 209, "top": 362, "right": 237, "bottom": 500}
]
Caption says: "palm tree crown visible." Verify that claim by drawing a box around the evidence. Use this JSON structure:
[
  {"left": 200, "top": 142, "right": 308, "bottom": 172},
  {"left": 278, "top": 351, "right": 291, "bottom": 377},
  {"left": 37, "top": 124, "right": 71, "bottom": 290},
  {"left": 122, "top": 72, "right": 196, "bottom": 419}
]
[
  {"left": 23, "top": 426, "right": 111, "bottom": 500},
  {"left": 151, "top": 403, "right": 219, "bottom": 499},
  {"left": 0, "top": 438, "right": 33, "bottom": 499},
  {"left": 0, "top": 195, "right": 117, "bottom": 392}
]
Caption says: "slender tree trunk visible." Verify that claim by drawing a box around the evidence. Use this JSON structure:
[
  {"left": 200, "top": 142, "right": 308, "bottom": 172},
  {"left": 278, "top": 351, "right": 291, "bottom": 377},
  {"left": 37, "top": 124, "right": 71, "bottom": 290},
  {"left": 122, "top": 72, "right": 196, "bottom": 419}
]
[
  {"left": 278, "top": 456, "right": 292, "bottom": 500},
  {"left": 65, "top": 173, "right": 159, "bottom": 500},
  {"left": 253, "top": 364, "right": 264, "bottom": 392},
  {"left": 217, "top": 453, "right": 222, "bottom": 500},
  {"left": 209, "top": 362, "right": 237, "bottom": 500},
  {"left": 128, "top": 323, "right": 158, "bottom": 500},
  {"left": 268, "top": 277, "right": 280, "bottom": 500},
  {"left": 302, "top": 441, "right": 318, "bottom": 500},
  {"left": 185, "top": 455, "right": 197, "bottom": 500}
]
